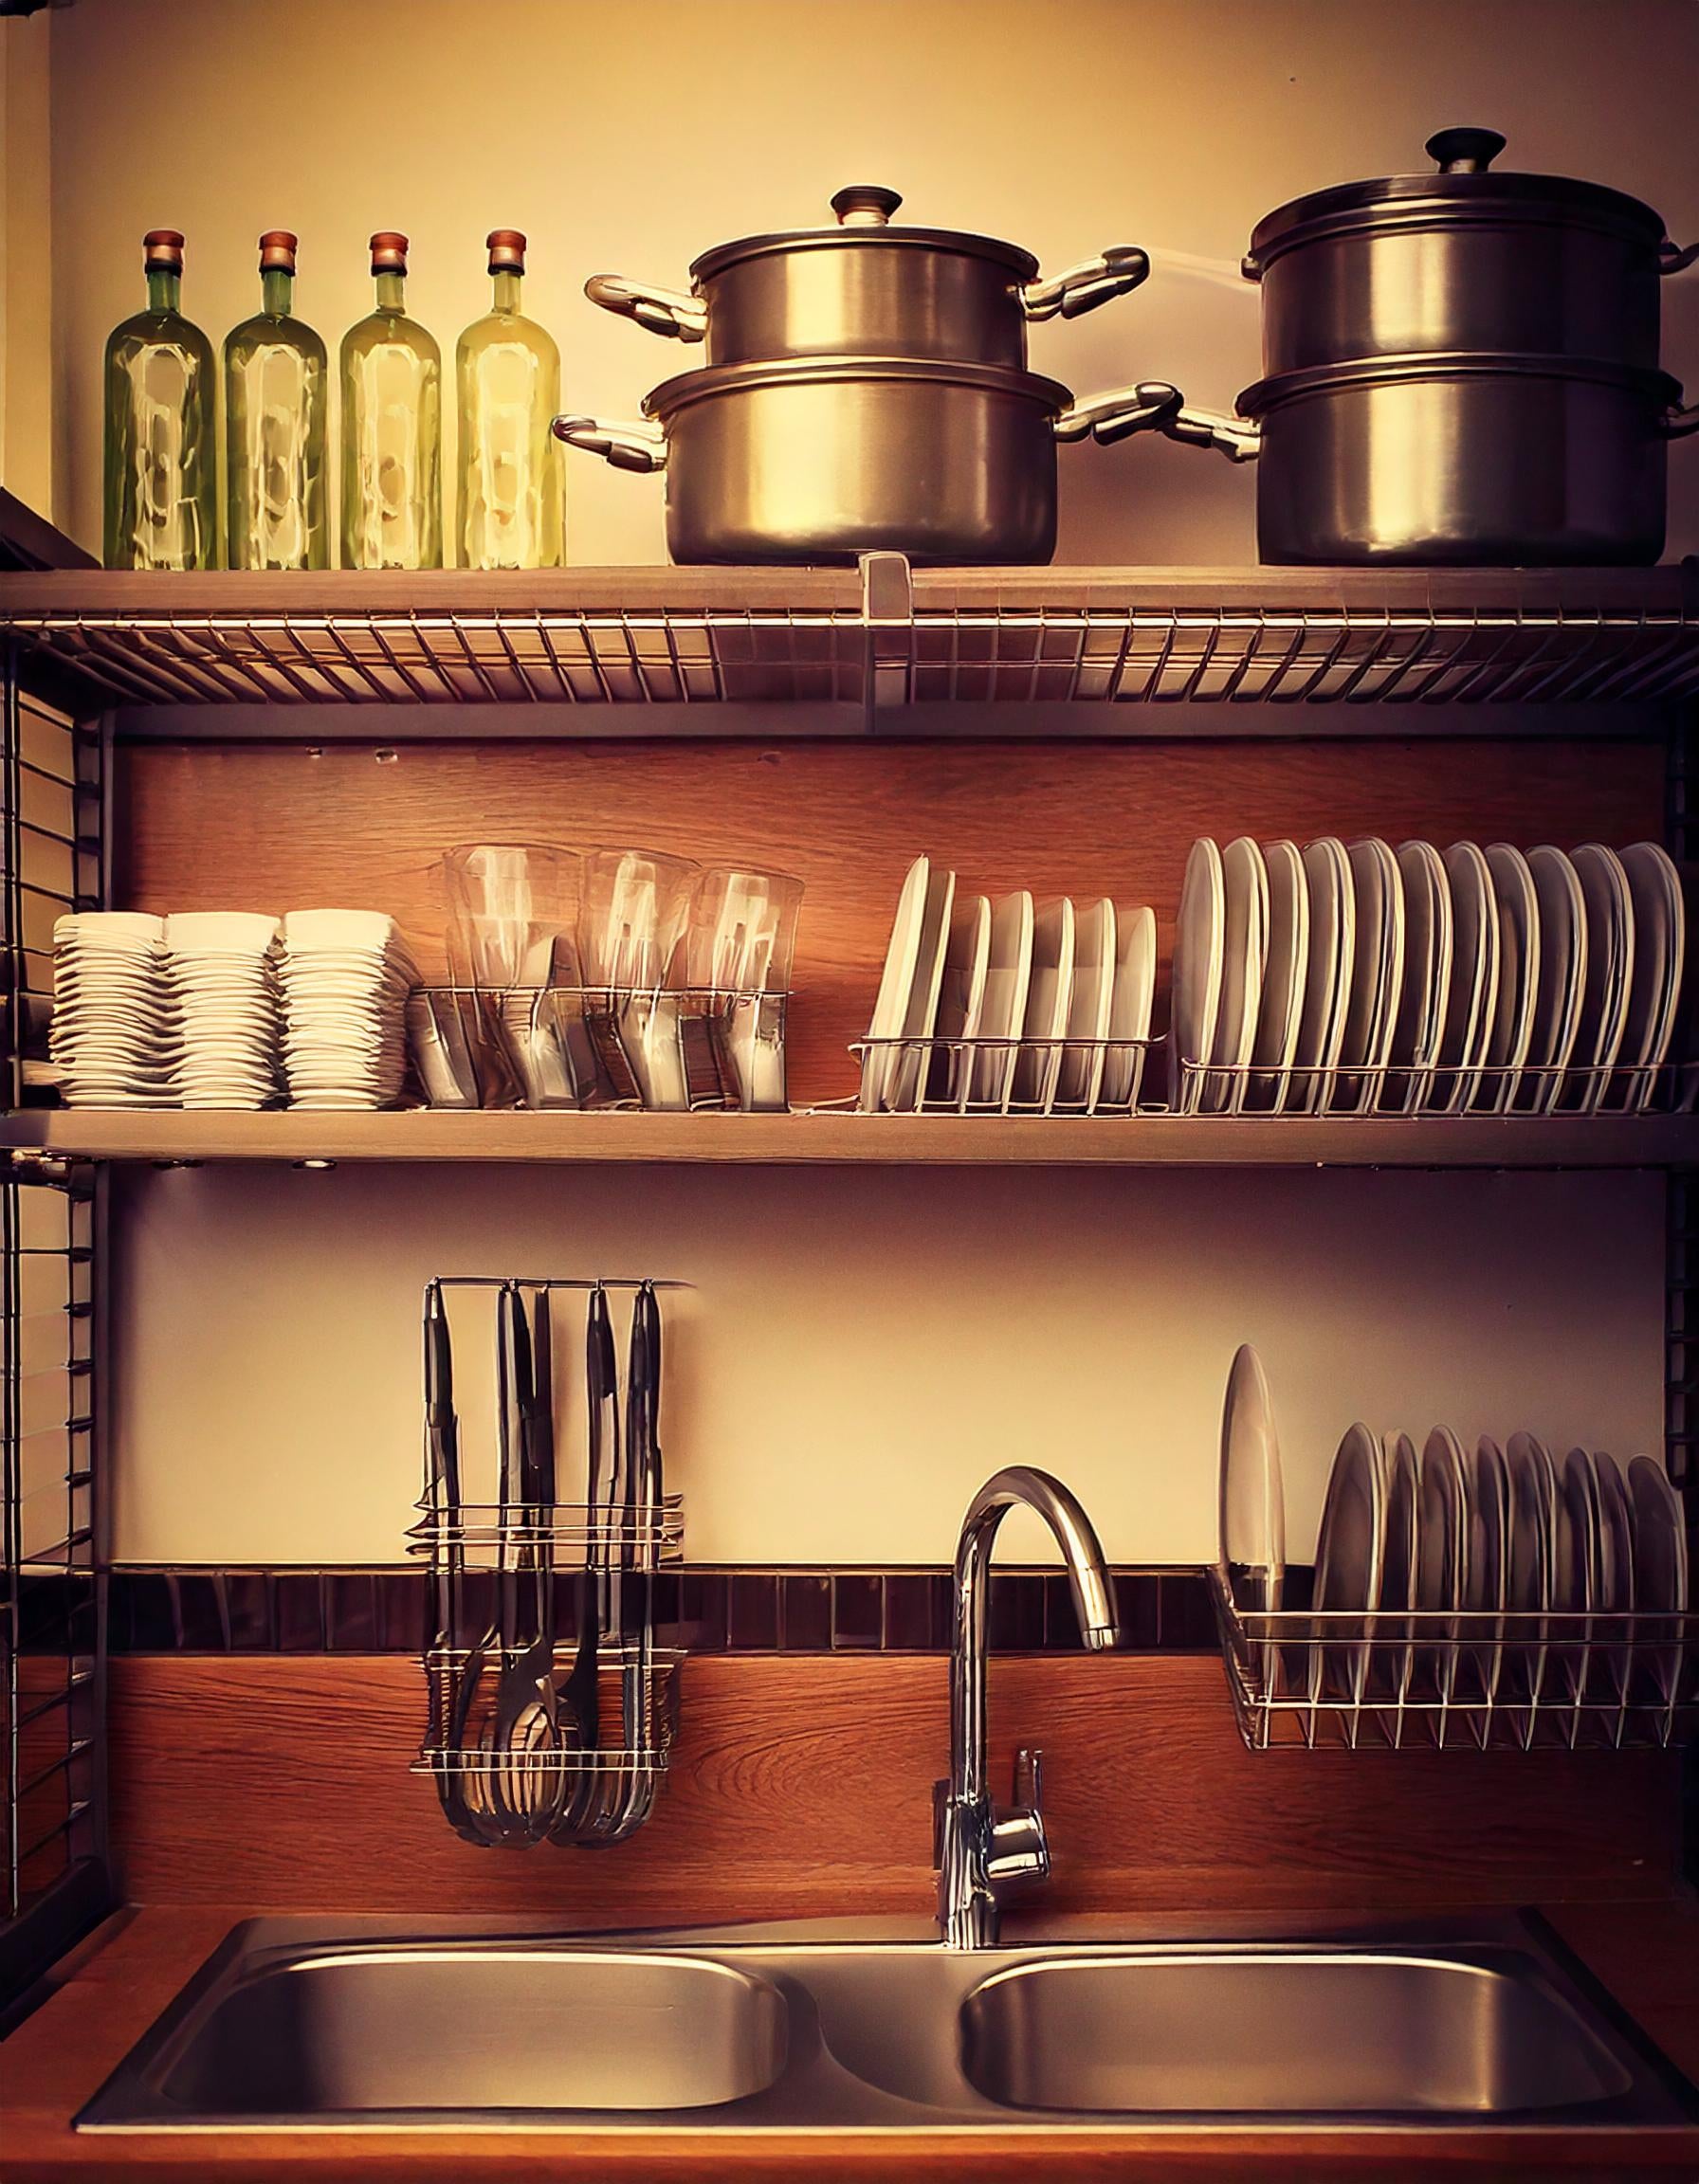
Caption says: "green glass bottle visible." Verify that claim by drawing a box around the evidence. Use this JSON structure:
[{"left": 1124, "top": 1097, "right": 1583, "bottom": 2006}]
[
  {"left": 456, "top": 229, "right": 562, "bottom": 569},
  {"left": 339, "top": 231, "right": 442, "bottom": 570},
  {"left": 102, "top": 229, "right": 217, "bottom": 570},
  {"left": 224, "top": 231, "right": 328, "bottom": 570}
]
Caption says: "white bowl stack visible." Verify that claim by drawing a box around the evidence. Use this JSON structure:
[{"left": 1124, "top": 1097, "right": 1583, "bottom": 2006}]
[
  {"left": 49, "top": 913, "right": 176, "bottom": 1108},
  {"left": 278, "top": 911, "right": 420, "bottom": 1110},
  {"left": 163, "top": 913, "right": 282, "bottom": 1109}
]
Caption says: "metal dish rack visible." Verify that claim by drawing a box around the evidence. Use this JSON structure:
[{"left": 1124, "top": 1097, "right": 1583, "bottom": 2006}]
[
  {"left": 848, "top": 1033, "right": 1690, "bottom": 1120},
  {"left": 1210, "top": 1568, "right": 1698, "bottom": 1753},
  {"left": 411, "top": 983, "right": 789, "bottom": 1113}
]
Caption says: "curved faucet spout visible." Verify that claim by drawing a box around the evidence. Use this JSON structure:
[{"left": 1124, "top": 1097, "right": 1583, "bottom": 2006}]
[{"left": 939, "top": 1465, "right": 1119, "bottom": 1946}]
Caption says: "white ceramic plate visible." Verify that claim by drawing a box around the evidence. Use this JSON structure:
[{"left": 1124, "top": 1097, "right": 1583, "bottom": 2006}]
[
  {"left": 1618, "top": 842, "right": 1684, "bottom": 1112},
  {"left": 887, "top": 862, "right": 957, "bottom": 1113},
  {"left": 1202, "top": 838, "right": 1268, "bottom": 1114},
  {"left": 931, "top": 892, "right": 992, "bottom": 1107},
  {"left": 859, "top": 856, "right": 931, "bottom": 1114},
  {"left": 1434, "top": 842, "right": 1499, "bottom": 1114},
  {"left": 1169, "top": 839, "right": 1225, "bottom": 1115},
  {"left": 1626, "top": 1454, "right": 1690, "bottom": 1708},
  {"left": 1589, "top": 1449, "right": 1636, "bottom": 1724},
  {"left": 1559, "top": 1446, "right": 1604, "bottom": 1718},
  {"left": 1417, "top": 1426, "right": 1470, "bottom": 1711},
  {"left": 1477, "top": 845, "right": 1540, "bottom": 1114},
  {"left": 1292, "top": 838, "right": 1353, "bottom": 1115},
  {"left": 1311, "top": 1422, "right": 1388, "bottom": 1719},
  {"left": 1057, "top": 898, "right": 1116, "bottom": 1110},
  {"left": 1502, "top": 1429, "right": 1556, "bottom": 1709},
  {"left": 1329, "top": 839, "right": 1403, "bottom": 1115},
  {"left": 1100, "top": 903, "right": 1156, "bottom": 1113},
  {"left": 1464, "top": 1435, "right": 1511, "bottom": 1709},
  {"left": 1218, "top": 1342, "right": 1286, "bottom": 1617},
  {"left": 970, "top": 891, "right": 1034, "bottom": 1109},
  {"left": 1570, "top": 843, "right": 1635, "bottom": 1115},
  {"left": 1248, "top": 840, "right": 1308, "bottom": 1114},
  {"left": 1378, "top": 1431, "right": 1419, "bottom": 1705},
  {"left": 1389, "top": 841, "right": 1452, "bottom": 1115},
  {"left": 1014, "top": 897, "right": 1075, "bottom": 1109},
  {"left": 1524, "top": 846, "right": 1587, "bottom": 1115}
]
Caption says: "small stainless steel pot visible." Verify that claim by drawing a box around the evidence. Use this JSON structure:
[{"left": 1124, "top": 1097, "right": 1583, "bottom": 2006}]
[
  {"left": 585, "top": 185, "right": 1150, "bottom": 370},
  {"left": 1245, "top": 127, "right": 1697, "bottom": 380},
  {"left": 555, "top": 357, "right": 1181, "bottom": 566},
  {"left": 1150, "top": 354, "right": 1699, "bottom": 566}
]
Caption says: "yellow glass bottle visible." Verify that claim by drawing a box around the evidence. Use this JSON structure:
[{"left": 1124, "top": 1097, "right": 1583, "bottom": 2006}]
[
  {"left": 339, "top": 232, "right": 442, "bottom": 569},
  {"left": 456, "top": 230, "right": 562, "bottom": 569},
  {"left": 224, "top": 232, "right": 328, "bottom": 570},
  {"left": 102, "top": 230, "right": 217, "bottom": 570}
]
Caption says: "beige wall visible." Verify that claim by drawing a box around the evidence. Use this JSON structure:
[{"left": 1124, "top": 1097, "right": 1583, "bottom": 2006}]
[
  {"left": 19, "top": 0, "right": 1687, "bottom": 1562},
  {"left": 42, "top": 0, "right": 1699, "bottom": 562},
  {"left": 1, "top": 9, "right": 56, "bottom": 518}
]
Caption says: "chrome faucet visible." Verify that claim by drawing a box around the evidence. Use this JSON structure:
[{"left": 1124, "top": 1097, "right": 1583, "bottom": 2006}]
[{"left": 935, "top": 1465, "right": 1119, "bottom": 1949}]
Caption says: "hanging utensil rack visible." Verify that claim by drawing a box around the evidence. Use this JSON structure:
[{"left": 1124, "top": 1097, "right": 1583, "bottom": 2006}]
[{"left": 408, "top": 1276, "right": 685, "bottom": 1847}]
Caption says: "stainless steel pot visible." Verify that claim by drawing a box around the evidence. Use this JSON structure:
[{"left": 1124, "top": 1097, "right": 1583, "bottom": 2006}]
[
  {"left": 1245, "top": 127, "right": 1697, "bottom": 379},
  {"left": 1150, "top": 354, "right": 1699, "bottom": 566},
  {"left": 554, "top": 358, "right": 1181, "bottom": 566},
  {"left": 584, "top": 185, "right": 1150, "bottom": 370}
]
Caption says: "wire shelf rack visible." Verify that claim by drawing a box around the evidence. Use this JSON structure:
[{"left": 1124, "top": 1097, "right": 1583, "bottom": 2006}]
[
  {"left": 848, "top": 1034, "right": 1694, "bottom": 1120},
  {"left": 2, "top": 560, "right": 1695, "bottom": 719},
  {"left": 1210, "top": 1569, "right": 1698, "bottom": 1752}
]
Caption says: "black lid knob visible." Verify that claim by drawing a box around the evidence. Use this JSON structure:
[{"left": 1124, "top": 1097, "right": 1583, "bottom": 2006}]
[
  {"left": 831, "top": 185, "right": 903, "bottom": 228},
  {"left": 1425, "top": 127, "right": 1507, "bottom": 174}
]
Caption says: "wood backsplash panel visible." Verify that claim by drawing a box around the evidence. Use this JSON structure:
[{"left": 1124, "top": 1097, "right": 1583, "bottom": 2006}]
[
  {"left": 110, "top": 1655, "right": 1680, "bottom": 1916},
  {"left": 115, "top": 736, "right": 1664, "bottom": 1105}
]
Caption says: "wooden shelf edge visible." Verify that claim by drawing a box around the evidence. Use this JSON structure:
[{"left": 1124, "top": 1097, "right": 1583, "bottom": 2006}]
[{"left": 3, "top": 1108, "right": 1695, "bottom": 1168}]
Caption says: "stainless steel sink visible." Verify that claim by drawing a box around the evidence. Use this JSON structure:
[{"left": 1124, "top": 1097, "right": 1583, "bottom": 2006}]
[
  {"left": 79, "top": 1914, "right": 1696, "bottom": 2137},
  {"left": 959, "top": 1950, "right": 1634, "bottom": 2115}
]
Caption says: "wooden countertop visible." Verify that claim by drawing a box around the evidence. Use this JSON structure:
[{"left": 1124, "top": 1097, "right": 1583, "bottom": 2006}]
[{"left": 5, "top": 1898, "right": 1697, "bottom": 2182}]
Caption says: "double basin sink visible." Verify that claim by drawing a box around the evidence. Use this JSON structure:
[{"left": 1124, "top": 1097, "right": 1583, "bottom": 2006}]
[{"left": 80, "top": 1913, "right": 1694, "bottom": 2135}]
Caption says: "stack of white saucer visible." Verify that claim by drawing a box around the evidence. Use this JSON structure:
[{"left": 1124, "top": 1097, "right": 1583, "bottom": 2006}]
[
  {"left": 49, "top": 913, "right": 176, "bottom": 1107},
  {"left": 162, "top": 913, "right": 282, "bottom": 1109},
  {"left": 278, "top": 911, "right": 420, "bottom": 1109}
]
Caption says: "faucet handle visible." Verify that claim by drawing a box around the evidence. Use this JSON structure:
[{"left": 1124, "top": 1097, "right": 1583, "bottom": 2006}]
[
  {"left": 985, "top": 1748, "right": 1050, "bottom": 1898},
  {"left": 1012, "top": 1745, "right": 1043, "bottom": 1811}
]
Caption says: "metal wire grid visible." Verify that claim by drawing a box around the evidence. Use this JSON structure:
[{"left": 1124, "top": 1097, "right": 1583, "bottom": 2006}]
[
  {"left": 0, "top": 607, "right": 870, "bottom": 710},
  {"left": 2, "top": 585, "right": 1696, "bottom": 713}
]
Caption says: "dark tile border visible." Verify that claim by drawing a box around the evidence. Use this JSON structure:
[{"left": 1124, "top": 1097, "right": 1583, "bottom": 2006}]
[{"left": 83, "top": 1564, "right": 1217, "bottom": 1657}]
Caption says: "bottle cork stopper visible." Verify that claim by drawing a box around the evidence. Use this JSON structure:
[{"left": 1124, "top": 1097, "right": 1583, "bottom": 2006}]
[
  {"left": 369, "top": 231, "right": 409, "bottom": 274},
  {"left": 486, "top": 229, "right": 527, "bottom": 273},
  {"left": 143, "top": 229, "right": 185, "bottom": 273}
]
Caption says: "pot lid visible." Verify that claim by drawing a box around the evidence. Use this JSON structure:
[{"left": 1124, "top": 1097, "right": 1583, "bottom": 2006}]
[
  {"left": 643, "top": 352, "right": 1073, "bottom": 420},
  {"left": 689, "top": 186, "right": 1040, "bottom": 284},
  {"left": 1237, "top": 349, "right": 1685, "bottom": 415},
  {"left": 1245, "top": 128, "right": 1671, "bottom": 274}
]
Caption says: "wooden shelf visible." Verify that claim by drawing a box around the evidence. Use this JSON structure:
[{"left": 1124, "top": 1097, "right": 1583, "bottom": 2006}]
[
  {"left": 2, "top": 560, "right": 1694, "bottom": 727},
  {"left": 3, "top": 1107, "right": 1695, "bottom": 1168}
]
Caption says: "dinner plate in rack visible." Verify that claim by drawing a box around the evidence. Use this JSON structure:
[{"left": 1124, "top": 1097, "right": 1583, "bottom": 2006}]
[
  {"left": 930, "top": 892, "right": 991, "bottom": 1108},
  {"left": 1218, "top": 1344, "right": 1286, "bottom": 1695},
  {"left": 859, "top": 855, "right": 931, "bottom": 1114},
  {"left": 1417, "top": 1427, "right": 1470, "bottom": 1718},
  {"left": 1626, "top": 1455, "right": 1689, "bottom": 1714},
  {"left": 1569, "top": 844, "right": 1634, "bottom": 1116},
  {"left": 1464, "top": 1435, "right": 1511, "bottom": 1716},
  {"left": 1170, "top": 839, "right": 1225, "bottom": 1115},
  {"left": 1434, "top": 843, "right": 1499, "bottom": 1115},
  {"left": 1057, "top": 897, "right": 1115, "bottom": 1110},
  {"left": 1249, "top": 840, "right": 1308, "bottom": 1114},
  {"left": 1202, "top": 838, "right": 1268, "bottom": 1115},
  {"left": 1293, "top": 838, "right": 1353, "bottom": 1116},
  {"left": 1014, "top": 896, "right": 1075, "bottom": 1110},
  {"left": 888, "top": 862, "right": 957, "bottom": 1113},
  {"left": 1310, "top": 1422, "right": 1387, "bottom": 1729},
  {"left": 1329, "top": 839, "right": 1402, "bottom": 1116},
  {"left": 1503, "top": 1429, "right": 1556, "bottom": 1717},
  {"left": 1377, "top": 1431, "right": 1419, "bottom": 1709},
  {"left": 1524, "top": 847, "right": 1587, "bottom": 1116},
  {"left": 1560, "top": 1445, "right": 1605, "bottom": 1731},
  {"left": 1589, "top": 1449, "right": 1636, "bottom": 1736},
  {"left": 1617, "top": 843, "right": 1684, "bottom": 1113},
  {"left": 1100, "top": 904, "right": 1156, "bottom": 1113},
  {"left": 970, "top": 891, "right": 1034, "bottom": 1110},
  {"left": 1390, "top": 841, "right": 1452, "bottom": 1116},
  {"left": 1477, "top": 846, "right": 1540, "bottom": 1115}
]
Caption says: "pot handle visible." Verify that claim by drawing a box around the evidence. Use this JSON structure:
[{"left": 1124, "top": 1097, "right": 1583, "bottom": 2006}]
[
  {"left": 1022, "top": 246, "right": 1150, "bottom": 322},
  {"left": 1660, "top": 400, "right": 1699, "bottom": 439},
  {"left": 1660, "top": 238, "right": 1699, "bottom": 276},
  {"left": 1053, "top": 379, "right": 1183, "bottom": 446},
  {"left": 584, "top": 274, "right": 708, "bottom": 343},
  {"left": 551, "top": 414, "right": 669, "bottom": 474},
  {"left": 1155, "top": 404, "right": 1263, "bottom": 463}
]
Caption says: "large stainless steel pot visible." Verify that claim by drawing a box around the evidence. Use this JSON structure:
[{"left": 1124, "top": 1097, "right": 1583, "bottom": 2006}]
[
  {"left": 584, "top": 186, "right": 1150, "bottom": 370},
  {"left": 554, "top": 358, "right": 1181, "bottom": 566},
  {"left": 1150, "top": 354, "right": 1699, "bottom": 566},
  {"left": 1245, "top": 127, "right": 1697, "bottom": 379}
]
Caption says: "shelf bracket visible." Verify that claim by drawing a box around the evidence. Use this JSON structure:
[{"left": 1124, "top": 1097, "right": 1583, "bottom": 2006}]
[{"left": 860, "top": 551, "right": 913, "bottom": 732}]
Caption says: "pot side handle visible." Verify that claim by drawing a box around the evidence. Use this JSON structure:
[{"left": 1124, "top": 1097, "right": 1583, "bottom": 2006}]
[
  {"left": 584, "top": 274, "right": 709, "bottom": 343},
  {"left": 1022, "top": 246, "right": 1150, "bottom": 322},
  {"left": 1053, "top": 380, "right": 1183, "bottom": 446},
  {"left": 1660, "top": 400, "right": 1699, "bottom": 439},
  {"left": 1155, "top": 404, "right": 1263, "bottom": 463},
  {"left": 1658, "top": 240, "right": 1699, "bottom": 276},
  {"left": 551, "top": 414, "right": 669, "bottom": 474}
]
